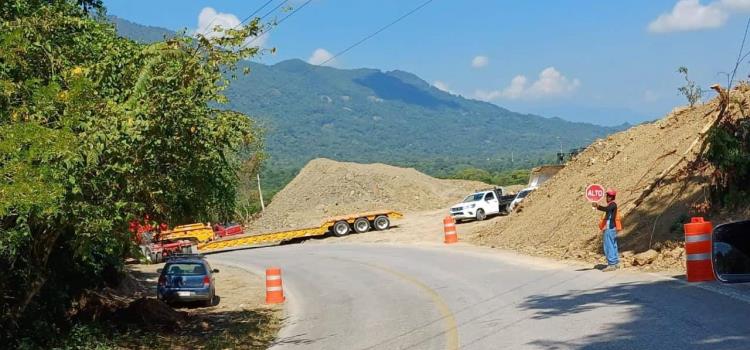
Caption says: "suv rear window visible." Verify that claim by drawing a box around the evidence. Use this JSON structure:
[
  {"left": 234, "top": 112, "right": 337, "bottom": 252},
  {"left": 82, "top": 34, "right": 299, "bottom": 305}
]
[{"left": 164, "top": 263, "right": 206, "bottom": 275}]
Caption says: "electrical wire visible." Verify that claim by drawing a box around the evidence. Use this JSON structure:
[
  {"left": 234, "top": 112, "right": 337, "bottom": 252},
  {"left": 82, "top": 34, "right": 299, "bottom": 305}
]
[
  {"left": 240, "top": 0, "right": 313, "bottom": 49},
  {"left": 260, "top": 0, "right": 290, "bottom": 21},
  {"left": 314, "top": 0, "right": 436, "bottom": 67}
]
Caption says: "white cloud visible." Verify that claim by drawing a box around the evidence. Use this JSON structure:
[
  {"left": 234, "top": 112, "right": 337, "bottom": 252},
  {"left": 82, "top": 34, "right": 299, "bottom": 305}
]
[
  {"left": 308, "top": 48, "right": 337, "bottom": 66},
  {"left": 475, "top": 67, "right": 580, "bottom": 101},
  {"left": 648, "top": 0, "right": 726, "bottom": 33},
  {"left": 471, "top": 55, "right": 489, "bottom": 68},
  {"left": 647, "top": 0, "right": 750, "bottom": 33},
  {"left": 195, "top": 7, "right": 269, "bottom": 47},
  {"left": 721, "top": 0, "right": 750, "bottom": 10},
  {"left": 433, "top": 81, "right": 451, "bottom": 92}
]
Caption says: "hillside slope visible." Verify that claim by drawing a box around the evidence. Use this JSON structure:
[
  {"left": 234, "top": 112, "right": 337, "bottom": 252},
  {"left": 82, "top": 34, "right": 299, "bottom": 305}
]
[
  {"left": 107, "top": 17, "right": 623, "bottom": 172},
  {"left": 226, "top": 59, "right": 623, "bottom": 169},
  {"left": 473, "top": 85, "right": 750, "bottom": 270},
  {"left": 249, "top": 158, "right": 488, "bottom": 231}
]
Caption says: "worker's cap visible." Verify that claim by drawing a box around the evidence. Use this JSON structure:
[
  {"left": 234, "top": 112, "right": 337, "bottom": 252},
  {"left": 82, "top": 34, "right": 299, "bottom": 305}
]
[{"left": 606, "top": 188, "right": 617, "bottom": 196}]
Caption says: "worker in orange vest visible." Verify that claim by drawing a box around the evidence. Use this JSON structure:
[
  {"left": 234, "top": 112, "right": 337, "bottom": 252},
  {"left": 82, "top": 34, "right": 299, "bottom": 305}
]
[{"left": 592, "top": 188, "right": 621, "bottom": 271}]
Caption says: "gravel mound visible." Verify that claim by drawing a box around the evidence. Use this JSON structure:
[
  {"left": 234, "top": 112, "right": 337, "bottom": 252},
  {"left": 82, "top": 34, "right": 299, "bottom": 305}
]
[
  {"left": 473, "top": 85, "right": 750, "bottom": 271},
  {"left": 250, "top": 158, "right": 488, "bottom": 231}
]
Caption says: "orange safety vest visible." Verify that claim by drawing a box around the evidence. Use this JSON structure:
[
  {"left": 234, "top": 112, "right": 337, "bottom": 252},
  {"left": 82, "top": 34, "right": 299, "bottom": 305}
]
[{"left": 598, "top": 204, "right": 622, "bottom": 231}]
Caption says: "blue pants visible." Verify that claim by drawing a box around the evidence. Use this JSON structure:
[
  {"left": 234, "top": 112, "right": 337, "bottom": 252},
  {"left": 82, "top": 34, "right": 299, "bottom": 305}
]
[{"left": 603, "top": 228, "right": 619, "bottom": 266}]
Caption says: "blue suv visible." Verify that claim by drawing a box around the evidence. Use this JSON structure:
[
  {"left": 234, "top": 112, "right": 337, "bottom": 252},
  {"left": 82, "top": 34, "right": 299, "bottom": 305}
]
[{"left": 157, "top": 254, "right": 218, "bottom": 306}]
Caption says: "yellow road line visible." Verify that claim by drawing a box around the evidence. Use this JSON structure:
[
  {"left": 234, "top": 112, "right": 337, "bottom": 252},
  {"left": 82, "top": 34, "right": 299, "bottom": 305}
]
[
  {"left": 367, "top": 262, "right": 460, "bottom": 350},
  {"left": 326, "top": 256, "right": 459, "bottom": 350}
]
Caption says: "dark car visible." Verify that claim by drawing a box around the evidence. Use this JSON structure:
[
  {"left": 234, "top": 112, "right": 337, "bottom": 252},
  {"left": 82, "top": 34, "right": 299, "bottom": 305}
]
[{"left": 157, "top": 254, "right": 218, "bottom": 306}]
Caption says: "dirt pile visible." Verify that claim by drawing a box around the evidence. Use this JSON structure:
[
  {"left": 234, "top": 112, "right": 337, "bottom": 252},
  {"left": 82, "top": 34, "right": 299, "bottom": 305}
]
[
  {"left": 473, "top": 84, "right": 750, "bottom": 271},
  {"left": 250, "top": 158, "right": 488, "bottom": 231}
]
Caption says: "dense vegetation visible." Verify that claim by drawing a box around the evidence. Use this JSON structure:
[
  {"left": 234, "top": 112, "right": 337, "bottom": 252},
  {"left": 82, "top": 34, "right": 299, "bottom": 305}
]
[
  {"left": 226, "top": 59, "right": 620, "bottom": 172},
  {"left": 705, "top": 94, "right": 750, "bottom": 207},
  {"left": 110, "top": 17, "right": 621, "bottom": 200},
  {"left": 0, "top": 1, "right": 263, "bottom": 346}
]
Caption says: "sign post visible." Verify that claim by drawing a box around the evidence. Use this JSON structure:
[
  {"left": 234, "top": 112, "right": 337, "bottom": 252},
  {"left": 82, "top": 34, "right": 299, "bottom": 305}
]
[{"left": 585, "top": 184, "right": 605, "bottom": 203}]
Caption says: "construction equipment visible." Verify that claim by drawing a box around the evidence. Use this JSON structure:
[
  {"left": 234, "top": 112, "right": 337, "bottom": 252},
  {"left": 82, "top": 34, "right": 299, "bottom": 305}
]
[
  {"left": 197, "top": 210, "right": 403, "bottom": 253},
  {"left": 159, "top": 223, "right": 215, "bottom": 244},
  {"left": 528, "top": 165, "right": 564, "bottom": 188}
]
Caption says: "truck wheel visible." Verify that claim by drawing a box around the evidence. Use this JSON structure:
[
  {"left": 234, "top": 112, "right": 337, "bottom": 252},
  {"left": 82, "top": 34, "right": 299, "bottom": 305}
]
[
  {"left": 332, "top": 221, "right": 351, "bottom": 237},
  {"left": 353, "top": 218, "right": 371, "bottom": 233},
  {"left": 476, "top": 209, "right": 486, "bottom": 221},
  {"left": 373, "top": 216, "right": 390, "bottom": 230}
]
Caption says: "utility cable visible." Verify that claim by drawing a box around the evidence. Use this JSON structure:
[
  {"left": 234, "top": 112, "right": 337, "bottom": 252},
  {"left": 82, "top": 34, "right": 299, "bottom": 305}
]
[
  {"left": 314, "top": 0, "right": 436, "bottom": 67},
  {"left": 240, "top": 0, "right": 313, "bottom": 49},
  {"left": 260, "top": 0, "right": 290, "bottom": 21}
]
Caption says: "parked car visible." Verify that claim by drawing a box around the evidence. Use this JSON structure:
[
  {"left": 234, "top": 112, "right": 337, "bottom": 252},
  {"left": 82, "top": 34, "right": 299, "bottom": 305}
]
[
  {"left": 450, "top": 187, "right": 515, "bottom": 222},
  {"left": 157, "top": 254, "right": 218, "bottom": 306},
  {"left": 508, "top": 187, "right": 536, "bottom": 212}
]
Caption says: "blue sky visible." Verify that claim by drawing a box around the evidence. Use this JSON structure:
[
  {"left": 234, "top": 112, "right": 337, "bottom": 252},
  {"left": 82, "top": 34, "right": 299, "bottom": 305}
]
[{"left": 105, "top": 0, "right": 750, "bottom": 126}]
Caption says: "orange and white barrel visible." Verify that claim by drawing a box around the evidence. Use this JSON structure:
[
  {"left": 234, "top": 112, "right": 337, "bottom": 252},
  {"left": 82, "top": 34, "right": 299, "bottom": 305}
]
[
  {"left": 265, "top": 267, "right": 285, "bottom": 304},
  {"left": 444, "top": 216, "right": 458, "bottom": 244},
  {"left": 683, "top": 217, "right": 715, "bottom": 282}
]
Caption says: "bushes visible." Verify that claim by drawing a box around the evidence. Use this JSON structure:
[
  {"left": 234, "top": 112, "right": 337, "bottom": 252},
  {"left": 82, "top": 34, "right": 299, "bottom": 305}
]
[
  {"left": 706, "top": 116, "right": 750, "bottom": 207},
  {"left": 447, "top": 167, "right": 530, "bottom": 186},
  {"left": 0, "top": 0, "right": 264, "bottom": 346}
]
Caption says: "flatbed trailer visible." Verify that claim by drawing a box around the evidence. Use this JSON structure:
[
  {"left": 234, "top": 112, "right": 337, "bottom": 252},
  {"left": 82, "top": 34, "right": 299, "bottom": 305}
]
[{"left": 197, "top": 210, "right": 403, "bottom": 253}]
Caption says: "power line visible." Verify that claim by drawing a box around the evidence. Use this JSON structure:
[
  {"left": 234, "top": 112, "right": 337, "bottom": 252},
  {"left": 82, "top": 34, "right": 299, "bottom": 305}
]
[
  {"left": 202, "top": 0, "right": 280, "bottom": 35},
  {"left": 314, "top": 0, "right": 436, "bottom": 67},
  {"left": 241, "top": 0, "right": 313, "bottom": 49},
  {"left": 260, "top": 0, "right": 290, "bottom": 21},
  {"left": 239, "top": 0, "right": 277, "bottom": 26}
]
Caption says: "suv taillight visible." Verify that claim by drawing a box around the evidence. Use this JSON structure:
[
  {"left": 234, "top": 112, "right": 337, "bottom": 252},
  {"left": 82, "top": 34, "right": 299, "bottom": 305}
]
[
  {"left": 158, "top": 275, "right": 166, "bottom": 286},
  {"left": 203, "top": 275, "right": 210, "bottom": 287}
]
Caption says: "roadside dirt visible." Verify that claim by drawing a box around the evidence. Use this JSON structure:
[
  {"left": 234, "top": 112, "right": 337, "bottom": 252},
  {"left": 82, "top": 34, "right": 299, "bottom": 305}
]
[
  {"left": 471, "top": 85, "right": 750, "bottom": 272},
  {"left": 91, "top": 262, "right": 282, "bottom": 349},
  {"left": 124, "top": 260, "right": 282, "bottom": 349},
  {"left": 300, "top": 209, "right": 501, "bottom": 245},
  {"left": 302, "top": 209, "right": 684, "bottom": 273},
  {"left": 249, "top": 158, "right": 489, "bottom": 232}
]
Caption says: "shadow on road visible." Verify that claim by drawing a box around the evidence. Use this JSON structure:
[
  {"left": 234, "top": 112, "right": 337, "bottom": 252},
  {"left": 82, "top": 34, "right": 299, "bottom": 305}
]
[{"left": 518, "top": 280, "right": 750, "bottom": 349}]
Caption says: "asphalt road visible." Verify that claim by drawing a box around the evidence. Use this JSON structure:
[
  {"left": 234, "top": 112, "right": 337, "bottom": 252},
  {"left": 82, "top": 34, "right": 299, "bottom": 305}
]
[{"left": 210, "top": 243, "right": 750, "bottom": 350}]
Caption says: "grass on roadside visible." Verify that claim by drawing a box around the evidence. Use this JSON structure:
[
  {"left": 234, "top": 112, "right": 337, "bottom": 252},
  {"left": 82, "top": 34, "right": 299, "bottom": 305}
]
[{"left": 53, "top": 308, "right": 281, "bottom": 350}]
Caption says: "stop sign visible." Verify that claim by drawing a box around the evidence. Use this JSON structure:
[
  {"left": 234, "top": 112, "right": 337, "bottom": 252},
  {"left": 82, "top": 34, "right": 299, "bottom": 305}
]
[{"left": 585, "top": 184, "right": 605, "bottom": 202}]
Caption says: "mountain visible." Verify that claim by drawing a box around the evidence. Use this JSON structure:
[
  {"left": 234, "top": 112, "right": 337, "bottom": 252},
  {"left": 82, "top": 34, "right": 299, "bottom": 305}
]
[
  {"left": 108, "top": 16, "right": 176, "bottom": 44},
  {"left": 109, "top": 17, "right": 623, "bottom": 175},
  {"left": 225, "top": 59, "right": 622, "bottom": 168}
]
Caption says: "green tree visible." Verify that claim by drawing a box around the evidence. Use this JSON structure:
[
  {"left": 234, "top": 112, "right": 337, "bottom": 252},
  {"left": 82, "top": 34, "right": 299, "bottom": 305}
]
[{"left": 0, "top": 0, "right": 264, "bottom": 344}]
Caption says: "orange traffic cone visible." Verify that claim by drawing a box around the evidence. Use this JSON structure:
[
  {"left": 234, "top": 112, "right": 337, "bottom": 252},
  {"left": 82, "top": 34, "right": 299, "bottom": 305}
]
[
  {"left": 265, "top": 267, "right": 285, "bottom": 304},
  {"left": 444, "top": 216, "right": 458, "bottom": 244},
  {"left": 684, "top": 217, "right": 715, "bottom": 282}
]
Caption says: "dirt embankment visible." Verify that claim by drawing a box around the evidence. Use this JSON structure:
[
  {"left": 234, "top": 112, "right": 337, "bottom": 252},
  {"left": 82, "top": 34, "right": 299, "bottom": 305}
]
[
  {"left": 250, "top": 158, "right": 489, "bottom": 231},
  {"left": 68, "top": 262, "right": 281, "bottom": 349},
  {"left": 472, "top": 85, "right": 750, "bottom": 271}
]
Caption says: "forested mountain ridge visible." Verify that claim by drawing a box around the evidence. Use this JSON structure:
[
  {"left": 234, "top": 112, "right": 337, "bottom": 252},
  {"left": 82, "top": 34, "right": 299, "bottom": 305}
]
[{"left": 110, "top": 16, "right": 625, "bottom": 192}]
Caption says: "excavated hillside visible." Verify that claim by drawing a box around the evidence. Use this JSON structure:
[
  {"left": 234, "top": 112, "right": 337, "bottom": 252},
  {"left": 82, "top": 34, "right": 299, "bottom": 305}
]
[
  {"left": 473, "top": 84, "right": 750, "bottom": 270},
  {"left": 249, "top": 158, "right": 488, "bottom": 231}
]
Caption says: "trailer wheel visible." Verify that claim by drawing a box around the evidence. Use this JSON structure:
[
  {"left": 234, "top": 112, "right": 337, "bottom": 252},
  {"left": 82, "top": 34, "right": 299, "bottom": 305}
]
[
  {"left": 373, "top": 216, "right": 390, "bottom": 231},
  {"left": 332, "top": 221, "right": 351, "bottom": 237},
  {"left": 353, "top": 217, "right": 371, "bottom": 233}
]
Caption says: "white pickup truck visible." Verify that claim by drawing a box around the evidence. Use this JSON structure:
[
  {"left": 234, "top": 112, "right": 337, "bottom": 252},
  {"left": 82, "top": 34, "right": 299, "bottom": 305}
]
[{"left": 449, "top": 187, "right": 514, "bottom": 222}]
